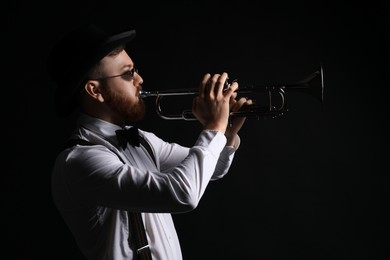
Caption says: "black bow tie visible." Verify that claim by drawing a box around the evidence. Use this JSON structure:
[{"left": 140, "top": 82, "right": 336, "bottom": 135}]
[{"left": 115, "top": 127, "right": 140, "bottom": 148}]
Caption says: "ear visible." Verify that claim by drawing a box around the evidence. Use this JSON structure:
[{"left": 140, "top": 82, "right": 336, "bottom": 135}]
[{"left": 84, "top": 80, "right": 105, "bottom": 102}]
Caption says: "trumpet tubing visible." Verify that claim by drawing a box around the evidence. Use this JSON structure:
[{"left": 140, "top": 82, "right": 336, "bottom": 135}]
[{"left": 139, "top": 66, "right": 324, "bottom": 120}]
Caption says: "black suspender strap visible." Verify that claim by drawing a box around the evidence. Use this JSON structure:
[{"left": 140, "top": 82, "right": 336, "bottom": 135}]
[
  {"left": 128, "top": 211, "right": 152, "bottom": 259},
  {"left": 62, "top": 138, "right": 153, "bottom": 260},
  {"left": 129, "top": 135, "right": 154, "bottom": 260},
  {"left": 139, "top": 136, "right": 156, "bottom": 166}
]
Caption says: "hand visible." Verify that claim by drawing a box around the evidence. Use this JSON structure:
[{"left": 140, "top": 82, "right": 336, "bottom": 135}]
[
  {"left": 192, "top": 72, "right": 238, "bottom": 133},
  {"left": 225, "top": 84, "right": 253, "bottom": 147}
]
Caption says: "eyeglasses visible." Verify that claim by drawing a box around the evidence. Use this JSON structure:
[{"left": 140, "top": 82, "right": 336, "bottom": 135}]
[{"left": 92, "top": 67, "right": 138, "bottom": 81}]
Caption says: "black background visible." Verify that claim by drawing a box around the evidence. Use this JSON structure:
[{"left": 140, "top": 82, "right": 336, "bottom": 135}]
[{"left": 5, "top": 0, "right": 389, "bottom": 259}]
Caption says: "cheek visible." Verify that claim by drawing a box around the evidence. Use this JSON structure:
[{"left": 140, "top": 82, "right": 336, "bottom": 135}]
[
  {"left": 114, "top": 82, "right": 137, "bottom": 96},
  {"left": 125, "top": 85, "right": 140, "bottom": 102},
  {"left": 103, "top": 82, "right": 139, "bottom": 102},
  {"left": 128, "top": 85, "right": 139, "bottom": 96}
]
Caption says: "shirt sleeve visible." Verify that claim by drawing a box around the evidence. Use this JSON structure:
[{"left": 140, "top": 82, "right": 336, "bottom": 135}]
[{"left": 53, "top": 130, "right": 235, "bottom": 213}]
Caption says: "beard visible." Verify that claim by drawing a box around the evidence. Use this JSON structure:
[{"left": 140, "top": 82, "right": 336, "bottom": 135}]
[{"left": 102, "top": 86, "right": 146, "bottom": 122}]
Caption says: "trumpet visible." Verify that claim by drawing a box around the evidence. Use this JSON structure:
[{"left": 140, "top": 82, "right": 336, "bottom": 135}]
[{"left": 139, "top": 66, "right": 324, "bottom": 120}]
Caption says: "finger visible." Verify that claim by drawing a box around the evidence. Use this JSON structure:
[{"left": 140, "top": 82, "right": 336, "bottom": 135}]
[
  {"left": 230, "top": 92, "right": 238, "bottom": 101},
  {"left": 230, "top": 96, "right": 248, "bottom": 112},
  {"left": 245, "top": 98, "right": 254, "bottom": 105},
  {"left": 214, "top": 72, "right": 229, "bottom": 97},
  {"left": 199, "top": 73, "right": 211, "bottom": 98},
  {"left": 223, "top": 80, "right": 239, "bottom": 98},
  {"left": 206, "top": 73, "right": 221, "bottom": 99},
  {"left": 229, "top": 92, "right": 238, "bottom": 111},
  {"left": 231, "top": 97, "right": 254, "bottom": 113}
]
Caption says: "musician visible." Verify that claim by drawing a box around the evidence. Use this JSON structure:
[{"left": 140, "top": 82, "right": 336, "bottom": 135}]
[{"left": 47, "top": 22, "right": 252, "bottom": 260}]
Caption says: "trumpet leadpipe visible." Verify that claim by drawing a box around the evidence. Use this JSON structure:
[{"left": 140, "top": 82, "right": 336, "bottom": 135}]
[{"left": 139, "top": 89, "right": 199, "bottom": 99}]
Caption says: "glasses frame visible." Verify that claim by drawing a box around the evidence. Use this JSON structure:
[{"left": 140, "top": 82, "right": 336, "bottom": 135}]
[{"left": 91, "top": 67, "right": 138, "bottom": 81}]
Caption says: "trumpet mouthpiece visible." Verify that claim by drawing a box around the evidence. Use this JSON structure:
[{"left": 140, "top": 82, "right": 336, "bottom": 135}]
[{"left": 139, "top": 90, "right": 152, "bottom": 99}]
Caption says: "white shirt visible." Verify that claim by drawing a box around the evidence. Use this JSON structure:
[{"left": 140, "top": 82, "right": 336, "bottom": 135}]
[{"left": 51, "top": 113, "right": 238, "bottom": 259}]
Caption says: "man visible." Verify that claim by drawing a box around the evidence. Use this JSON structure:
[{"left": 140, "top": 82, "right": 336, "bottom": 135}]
[{"left": 47, "top": 22, "right": 252, "bottom": 260}]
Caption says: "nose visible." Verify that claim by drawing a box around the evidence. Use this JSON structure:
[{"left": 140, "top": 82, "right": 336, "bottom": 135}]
[{"left": 134, "top": 71, "right": 143, "bottom": 85}]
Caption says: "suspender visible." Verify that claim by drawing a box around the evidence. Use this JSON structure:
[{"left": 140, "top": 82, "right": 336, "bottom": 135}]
[
  {"left": 129, "top": 136, "right": 154, "bottom": 260},
  {"left": 139, "top": 137, "right": 156, "bottom": 166},
  {"left": 62, "top": 137, "right": 154, "bottom": 260}
]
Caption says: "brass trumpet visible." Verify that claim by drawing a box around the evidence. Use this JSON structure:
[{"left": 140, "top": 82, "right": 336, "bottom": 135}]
[{"left": 139, "top": 66, "right": 324, "bottom": 120}]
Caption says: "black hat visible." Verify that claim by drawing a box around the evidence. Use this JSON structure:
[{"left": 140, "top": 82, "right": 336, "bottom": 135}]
[{"left": 47, "top": 22, "right": 136, "bottom": 117}]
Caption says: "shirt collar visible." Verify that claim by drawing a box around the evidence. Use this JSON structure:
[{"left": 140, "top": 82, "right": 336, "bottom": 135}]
[{"left": 77, "top": 113, "right": 137, "bottom": 143}]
